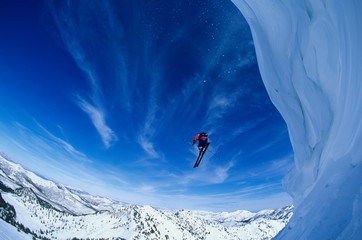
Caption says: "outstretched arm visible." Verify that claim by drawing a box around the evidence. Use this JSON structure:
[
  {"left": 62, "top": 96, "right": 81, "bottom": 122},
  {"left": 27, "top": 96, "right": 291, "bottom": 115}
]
[{"left": 192, "top": 134, "right": 199, "bottom": 145}]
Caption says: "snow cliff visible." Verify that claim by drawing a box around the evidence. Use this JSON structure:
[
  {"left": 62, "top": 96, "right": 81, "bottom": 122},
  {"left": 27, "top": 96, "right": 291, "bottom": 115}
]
[{"left": 231, "top": 0, "right": 362, "bottom": 239}]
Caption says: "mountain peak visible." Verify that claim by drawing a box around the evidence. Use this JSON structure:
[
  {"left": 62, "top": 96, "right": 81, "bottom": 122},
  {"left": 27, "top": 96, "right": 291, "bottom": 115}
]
[{"left": 0, "top": 154, "right": 292, "bottom": 239}]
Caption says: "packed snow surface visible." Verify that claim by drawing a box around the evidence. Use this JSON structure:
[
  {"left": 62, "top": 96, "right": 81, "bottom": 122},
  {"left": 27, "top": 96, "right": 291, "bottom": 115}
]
[
  {"left": 0, "top": 220, "right": 33, "bottom": 240},
  {"left": 231, "top": 0, "right": 362, "bottom": 239}
]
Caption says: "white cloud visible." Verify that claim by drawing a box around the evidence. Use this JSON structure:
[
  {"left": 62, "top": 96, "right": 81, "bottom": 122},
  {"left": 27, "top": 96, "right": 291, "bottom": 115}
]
[
  {"left": 0, "top": 120, "right": 292, "bottom": 212},
  {"left": 12, "top": 121, "right": 88, "bottom": 162},
  {"left": 76, "top": 96, "right": 117, "bottom": 148},
  {"left": 34, "top": 120, "right": 87, "bottom": 159},
  {"left": 134, "top": 67, "right": 162, "bottom": 159},
  {"left": 212, "top": 162, "right": 235, "bottom": 184},
  {"left": 204, "top": 89, "right": 245, "bottom": 129},
  {"left": 137, "top": 135, "right": 159, "bottom": 159},
  {"left": 48, "top": 2, "right": 118, "bottom": 149}
]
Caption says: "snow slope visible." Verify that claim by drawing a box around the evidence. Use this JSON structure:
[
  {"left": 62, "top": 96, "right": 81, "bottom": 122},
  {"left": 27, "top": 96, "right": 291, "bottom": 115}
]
[
  {"left": 231, "top": 0, "right": 362, "bottom": 239},
  {"left": 0, "top": 154, "right": 292, "bottom": 239},
  {"left": 0, "top": 220, "right": 33, "bottom": 240}
]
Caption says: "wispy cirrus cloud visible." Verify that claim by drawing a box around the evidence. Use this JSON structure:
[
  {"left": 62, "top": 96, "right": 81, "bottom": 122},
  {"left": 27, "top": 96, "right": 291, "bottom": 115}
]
[
  {"left": 0, "top": 120, "right": 97, "bottom": 187},
  {"left": 133, "top": 46, "right": 164, "bottom": 159},
  {"left": 9, "top": 121, "right": 89, "bottom": 162},
  {"left": 76, "top": 96, "right": 117, "bottom": 149},
  {"left": 48, "top": 1, "right": 118, "bottom": 149},
  {"left": 182, "top": 19, "right": 256, "bottom": 133},
  {"left": 249, "top": 155, "right": 294, "bottom": 179},
  {"left": 137, "top": 135, "right": 159, "bottom": 159},
  {"left": 33, "top": 120, "right": 87, "bottom": 159},
  {"left": 0, "top": 120, "right": 138, "bottom": 204},
  {"left": 176, "top": 157, "right": 235, "bottom": 186},
  {"left": 205, "top": 89, "right": 245, "bottom": 126},
  {"left": 136, "top": 96, "right": 160, "bottom": 159},
  {"left": 211, "top": 161, "right": 235, "bottom": 184}
]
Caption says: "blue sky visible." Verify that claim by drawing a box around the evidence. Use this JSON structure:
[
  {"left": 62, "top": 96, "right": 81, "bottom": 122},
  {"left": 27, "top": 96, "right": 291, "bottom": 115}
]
[{"left": 0, "top": 0, "right": 293, "bottom": 212}]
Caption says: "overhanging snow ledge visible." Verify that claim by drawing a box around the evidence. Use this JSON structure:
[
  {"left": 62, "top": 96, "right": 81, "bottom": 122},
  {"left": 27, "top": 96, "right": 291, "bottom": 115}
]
[{"left": 231, "top": 0, "right": 362, "bottom": 239}]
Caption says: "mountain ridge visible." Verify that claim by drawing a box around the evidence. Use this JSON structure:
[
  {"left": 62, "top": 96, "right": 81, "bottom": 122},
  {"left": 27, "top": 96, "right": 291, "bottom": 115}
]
[{"left": 0, "top": 154, "right": 292, "bottom": 239}]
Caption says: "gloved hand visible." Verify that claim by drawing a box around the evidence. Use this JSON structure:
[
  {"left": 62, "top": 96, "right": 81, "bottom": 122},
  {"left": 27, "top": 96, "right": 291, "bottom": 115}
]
[{"left": 192, "top": 142, "right": 195, "bottom": 146}]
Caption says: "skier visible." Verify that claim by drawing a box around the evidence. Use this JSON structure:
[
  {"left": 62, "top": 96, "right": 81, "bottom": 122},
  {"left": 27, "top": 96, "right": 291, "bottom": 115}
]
[
  {"left": 192, "top": 132, "right": 209, "bottom": 153},
  {"left": 192, "top": 132, "right": 210, "bottom": 168}
]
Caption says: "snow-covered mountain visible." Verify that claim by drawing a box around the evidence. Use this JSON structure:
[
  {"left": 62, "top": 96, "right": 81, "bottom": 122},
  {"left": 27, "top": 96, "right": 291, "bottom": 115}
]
[
  {"left": 0, "top": 154, "right": 292, "bottom": 239},
  {"left": 231, "top": 0, "right": 362, "bottom": 239}
]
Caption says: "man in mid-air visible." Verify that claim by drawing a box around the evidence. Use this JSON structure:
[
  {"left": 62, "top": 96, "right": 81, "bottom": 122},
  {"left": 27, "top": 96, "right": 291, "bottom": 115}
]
[{"left": 192, "top": 132, "right": 209, "bottom": 153}]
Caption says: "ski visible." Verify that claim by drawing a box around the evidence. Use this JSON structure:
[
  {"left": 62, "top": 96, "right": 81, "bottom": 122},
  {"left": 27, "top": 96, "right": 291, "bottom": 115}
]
[
  {"left": 193, "top": 152, "right": 203, "bottom": 168},
  {"left": 193, "top": 142, "right": 210, "bottom": 168}
]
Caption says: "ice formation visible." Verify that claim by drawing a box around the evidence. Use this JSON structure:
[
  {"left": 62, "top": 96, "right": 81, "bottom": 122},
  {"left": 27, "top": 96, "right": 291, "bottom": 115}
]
[{"left": 231, "top": 0, "right": 362, "bottom": 239}]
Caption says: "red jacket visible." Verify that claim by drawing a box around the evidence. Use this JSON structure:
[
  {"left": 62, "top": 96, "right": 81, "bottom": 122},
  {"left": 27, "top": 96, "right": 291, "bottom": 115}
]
[{"left": 193, "top": 134, "right": 208, "bottom": 144}]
